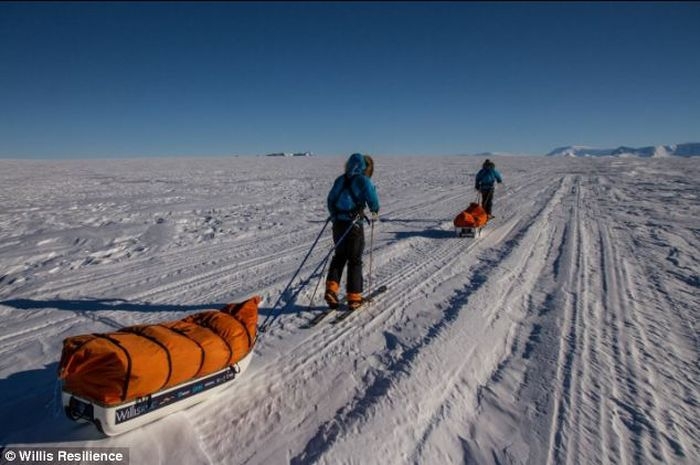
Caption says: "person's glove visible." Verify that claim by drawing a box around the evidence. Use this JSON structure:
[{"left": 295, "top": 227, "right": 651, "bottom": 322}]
[{"left": 370, "top": 211, "right": 380, "bottom": 222}]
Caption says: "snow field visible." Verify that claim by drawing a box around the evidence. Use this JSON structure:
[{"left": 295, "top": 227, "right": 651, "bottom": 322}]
[{"left": 0, "top": 155, "right": 697, "bottom": 465}]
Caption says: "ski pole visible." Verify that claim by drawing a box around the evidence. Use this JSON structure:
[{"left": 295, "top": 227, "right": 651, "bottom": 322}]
[
  {"left": 259, "top": 217, "right": 359, "bottom": 333},
  {"left": 259, "top": 217, "right": 331, "bottom": 332},
  {"left": 367, "top": 215, "right": 376, "bottom": 304},
  {"left": 307, "top": 245, "right": 333, "bottom": 310}
]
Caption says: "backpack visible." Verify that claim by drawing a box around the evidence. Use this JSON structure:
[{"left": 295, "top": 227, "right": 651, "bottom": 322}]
[{"left": 331, "top": 175, "right": 364, "bottom": 218}]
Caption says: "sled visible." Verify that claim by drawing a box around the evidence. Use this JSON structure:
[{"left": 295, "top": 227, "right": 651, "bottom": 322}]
[
  {"left": 62, "top": 352, "right": 253, "bottom": 436},
  {"left": 59, "top": 295, "right": 260, "bottom": 435},
  {"left": 453, "top": 203, "right": 488, "bottom": 238},
  {"left": 456, "top": 226, "right": 482, "bottom": 238}
]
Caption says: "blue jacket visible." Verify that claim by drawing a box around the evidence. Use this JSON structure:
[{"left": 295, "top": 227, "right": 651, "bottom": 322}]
[
  {"left": 475, "top": 167, "right": 503, "bottom": 191},
  {"left": 327, "top": 153, "right": 380, "bottom": 221}
]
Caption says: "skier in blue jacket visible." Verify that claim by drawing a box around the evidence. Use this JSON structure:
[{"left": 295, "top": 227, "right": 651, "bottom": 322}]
[
  {"left": 474, "top": 159, "right": 503, "bottom": 217},
  {"left": 325, "top": 153, "right": 380, "bottom": 310}
]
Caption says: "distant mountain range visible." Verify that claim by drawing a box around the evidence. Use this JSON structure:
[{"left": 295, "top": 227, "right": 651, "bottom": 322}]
[{"left": 546, "top": 143, "right": 700, "bottom": 158}]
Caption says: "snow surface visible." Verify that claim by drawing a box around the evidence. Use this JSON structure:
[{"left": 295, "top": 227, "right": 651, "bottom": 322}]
[{"left": 0, "top": 155, "right": 698, "bottom": 465}]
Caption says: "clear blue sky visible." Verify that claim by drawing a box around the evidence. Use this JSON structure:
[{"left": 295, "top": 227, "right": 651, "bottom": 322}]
[{"left": 1, "top": 2, "right": 699, "bottom": 158}]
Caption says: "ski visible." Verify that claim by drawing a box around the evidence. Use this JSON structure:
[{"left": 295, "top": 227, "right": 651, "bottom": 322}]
[
  {"left": 301, "top": 295, "right": 348, "bottom": 328},
  {"left": 331, "top": 285, "right": 388, "bottom": 324},
  {"left": 301, "top": 308, "right": 337, "bottom": 328},
  {"left": 301, "top": 285, "right": 388, "bottom": 328}
]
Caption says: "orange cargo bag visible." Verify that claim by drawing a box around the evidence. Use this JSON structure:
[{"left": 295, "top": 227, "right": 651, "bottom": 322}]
[
  {"left": 58, "top": 296, "right": 260, "bottom": 406},
  {"left": 453, "top": 203, "right": 488, "bottom": 228}
]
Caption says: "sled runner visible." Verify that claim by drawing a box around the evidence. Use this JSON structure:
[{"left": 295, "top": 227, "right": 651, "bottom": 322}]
[
  {"left": 456, "top": 226, "right": 481, "bottom": 238},
  {"left": 453, "top": 203, "right": 488, "bottom": 238},
  {"left": 59, "top": 296, "right": 260, "bottom": 436}
]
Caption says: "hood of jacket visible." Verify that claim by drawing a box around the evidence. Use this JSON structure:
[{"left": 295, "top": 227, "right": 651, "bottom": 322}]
[{"left": 345, "top": 153, "right": 366, "bottom": 177}]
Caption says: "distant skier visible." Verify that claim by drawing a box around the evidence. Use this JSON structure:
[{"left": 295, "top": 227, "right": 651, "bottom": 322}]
[
  {"left": 474, "top": 159, "right": 503, "bottom": 217},
  {"left": 325, "top": 153, "right": 380, "bottom": 311}
]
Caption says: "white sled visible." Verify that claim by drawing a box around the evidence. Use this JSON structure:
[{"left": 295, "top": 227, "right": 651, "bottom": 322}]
[
  {"left": 456, "top": 226, "right": 481, "bottom": 238},
  {"left": 62, "top": 353, "right": 253, "bottom": 436}
]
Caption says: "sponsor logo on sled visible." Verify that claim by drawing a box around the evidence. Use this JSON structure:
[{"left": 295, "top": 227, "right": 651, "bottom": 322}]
[
  {"left": 112, "top": 369, "right": 238, "bottom": 424},
  {"left": 115, "top": 403, "right": 153, "bottom": 423}
]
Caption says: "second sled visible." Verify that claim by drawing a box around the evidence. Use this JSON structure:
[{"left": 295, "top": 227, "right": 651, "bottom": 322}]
[{"left": 453, "top": 202, "right": 488, "bottom": 238}]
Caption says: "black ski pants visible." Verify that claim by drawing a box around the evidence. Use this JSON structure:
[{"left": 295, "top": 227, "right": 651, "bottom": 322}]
[
  {"left": 480, "top": 188, "right": 495, "bottom": 215},
  {"left": 327, "top": 220, "right": 365, "bottom": 294}
]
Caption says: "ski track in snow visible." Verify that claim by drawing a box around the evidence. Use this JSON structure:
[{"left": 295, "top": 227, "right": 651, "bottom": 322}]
[{"left": 0, "top": 156, "right": 698, "bottom": 465}]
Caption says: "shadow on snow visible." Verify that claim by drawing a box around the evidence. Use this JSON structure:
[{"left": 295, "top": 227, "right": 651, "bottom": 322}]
[
  {"left": 0, "top": 363, "right": 104, "bottom": 444},
  {"left": 1, "top": 298, "right": 221, "bottom": 314},
  {"left": 388, "top": 229, "right": 457, "bottom": 240}
]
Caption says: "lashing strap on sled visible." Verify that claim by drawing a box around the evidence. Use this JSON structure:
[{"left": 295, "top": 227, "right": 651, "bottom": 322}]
[
  {"left": 121, "top": 327, "right": 174, "bottom": 392},
  {"left": 230, "top": 314, "right": 253, "bottom": 351},
  {"left": 192, "top": 318, "right": 234, "bottom": 365},
  {"left": 159, "top": 324, "right": 207, "bottom": 376},
  {"left": 92, "top": 334, "right": 133, "bottom": 403}
]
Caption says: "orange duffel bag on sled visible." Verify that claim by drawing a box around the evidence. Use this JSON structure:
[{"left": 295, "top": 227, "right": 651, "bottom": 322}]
[
  {"left": 59, "top": 295, "right": 260, "bottom": 435},
  {"left": 454, "top": 203, "right": 488, "bottom": 237},
  {"left": 454, "top": 202, "right": 488, "bottom": 229}
]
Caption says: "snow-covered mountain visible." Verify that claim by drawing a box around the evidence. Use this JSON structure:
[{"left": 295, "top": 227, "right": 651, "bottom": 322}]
[
  {"left": 547, "top": 142, "right": 700, "bottom": 158},
  {"left": 546, "top": 146, "right": 619, "bottom": 157}
]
